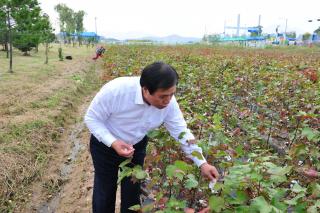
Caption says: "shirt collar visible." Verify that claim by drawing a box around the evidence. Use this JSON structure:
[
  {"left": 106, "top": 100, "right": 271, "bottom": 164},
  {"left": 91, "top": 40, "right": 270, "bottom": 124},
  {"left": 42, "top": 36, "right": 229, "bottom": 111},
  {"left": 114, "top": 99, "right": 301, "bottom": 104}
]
[{"left": 135, "top": 84, "right": 145, "bottom": 105}]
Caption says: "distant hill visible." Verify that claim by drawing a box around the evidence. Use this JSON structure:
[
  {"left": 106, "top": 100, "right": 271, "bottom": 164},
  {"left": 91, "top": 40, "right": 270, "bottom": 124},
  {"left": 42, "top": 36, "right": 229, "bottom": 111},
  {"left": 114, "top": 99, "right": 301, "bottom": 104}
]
[
  {"left": 140, "top": 34, "right": 201, "bottom": 44},
  {"left": 100, "top": 34, "right": 202, "bottom": 44},
  {"left": 101, "top": 37, "right": 120, "bottom": 43}
]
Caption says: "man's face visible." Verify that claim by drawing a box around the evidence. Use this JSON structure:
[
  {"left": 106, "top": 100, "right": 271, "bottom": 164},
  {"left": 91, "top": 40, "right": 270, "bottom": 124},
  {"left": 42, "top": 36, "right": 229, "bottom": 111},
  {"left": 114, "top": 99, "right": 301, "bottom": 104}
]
[{"left": 143, "top": 86, "right": 176, "bottom": 109}]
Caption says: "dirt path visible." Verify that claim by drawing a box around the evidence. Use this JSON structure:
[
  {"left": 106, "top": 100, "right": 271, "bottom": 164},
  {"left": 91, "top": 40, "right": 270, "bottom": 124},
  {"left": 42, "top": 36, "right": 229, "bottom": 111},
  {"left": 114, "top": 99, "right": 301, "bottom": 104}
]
[
  {"left": 0, "top": 47, "right": 121, "bottom": 212},
  {"left": 20, "top": 61, "right": 121, "bottom": 213},
  {"left": 34, "top": 85, "right": 121, "bottom": 213},
  {"left": 36, "top": 96, "right": 95, "bottom": 213}
]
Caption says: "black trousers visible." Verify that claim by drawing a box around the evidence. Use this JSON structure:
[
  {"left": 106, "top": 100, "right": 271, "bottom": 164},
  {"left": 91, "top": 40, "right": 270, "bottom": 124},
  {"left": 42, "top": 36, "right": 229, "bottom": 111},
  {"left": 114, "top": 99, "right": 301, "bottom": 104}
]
[{"left": 90, "top": 134, "right": 148, "bottom": 213}]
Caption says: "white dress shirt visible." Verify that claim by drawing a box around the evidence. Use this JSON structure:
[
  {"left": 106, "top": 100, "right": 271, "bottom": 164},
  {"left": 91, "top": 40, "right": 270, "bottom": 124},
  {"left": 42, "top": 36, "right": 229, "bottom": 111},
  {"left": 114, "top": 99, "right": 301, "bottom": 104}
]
[{"left": 84, "top": 76, "right": 206, "bottom": 166}]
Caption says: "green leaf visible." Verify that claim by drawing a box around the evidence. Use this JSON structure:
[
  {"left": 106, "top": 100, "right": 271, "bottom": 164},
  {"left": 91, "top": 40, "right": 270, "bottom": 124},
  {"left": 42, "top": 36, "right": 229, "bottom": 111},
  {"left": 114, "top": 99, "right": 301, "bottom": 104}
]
[
  {"left": 174, "top": 160, "right": 190, "bottom": 172},
  {"left": 271, "top": 197, "right": 288, "bottom": 211},
  {"left": 294, "top": 201, "right": 308, "bottom": 212},
  {"left": 175, "top": 172, "right": 184, "bottom": 181},
  {"left": 178, "top": 131, "right": 186, "bottom": 140},
  {"left": 117, "top": 167, "right": 132, "bottom": 184},
  {"left": 235, "top": 145, "right": 244, "bottom": 156},
  {"left": 167, "top": 197, "right": 186, "bottom": 209},
  {"left": 291, "top": 143, "right": 308, "bottom": 156},
  {"left": 191, "top": 151, "right": 204, "bottom": 160},
  {"left": 251, "top": 196, "right": 273, "bottom": 213},
  {"left": 310, "top": 183, "right": 320, "bottom": 198},
  {"left": 229, "top": 191, "right": 249, "bottom": 205},
  {"left": 209, "top": 196, "right": 225, "bottom": 212},
  {"left": 166, "top": 164, "right": 185, "bottom": 181},
  {"left": 307, "top": 205, "right": 318, "bottom": 213},
  {"left": 284, "top": 193, "right": 305, "bottom": 205},
  {"left": 147, "top": 129, "right": 161, "bottom": 138},
  {"left": 301, "top": 127, "right": 319, "bottom": 141},
  {"left": 166, "top": 165, "right": 176, "bottom": 178},
  {"left": 134, "top": 170, "right": 147, "bottom": 180},
  {"left": 128, "top": 204, "right": 141, "bottom": 211},
  {"left": 185, "top": 174, "right": 198, "bottom": 189},
  {"left": 119, "top": 159, "right": 132, "bottom": 168},
  {"left": 268, "top": 188, "right": 287, "bottom": 200},
  {"left": 250, "top": 172, "right": 263, "bottom": 182},
  {"left": 291, "top": 183, "right": 307, "bottom": 193},
  {"left": 270, "top": 174, "right": 287, "bottom": 184},
  {"left": 266, "top": 164, "right": 292, "bottom": 176},
  {"left": 234, "top": 206, "right": 251, "bottom": 212},
  {"left": 228, "top": 164, "right": 252, "bottom": 175}
]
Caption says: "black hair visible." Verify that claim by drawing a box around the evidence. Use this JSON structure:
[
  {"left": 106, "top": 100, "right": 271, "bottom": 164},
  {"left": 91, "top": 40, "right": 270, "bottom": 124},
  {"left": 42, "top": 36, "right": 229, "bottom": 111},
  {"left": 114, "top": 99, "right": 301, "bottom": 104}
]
[{"left": 140, "top": 61, "right": 179, "bottom": 94}]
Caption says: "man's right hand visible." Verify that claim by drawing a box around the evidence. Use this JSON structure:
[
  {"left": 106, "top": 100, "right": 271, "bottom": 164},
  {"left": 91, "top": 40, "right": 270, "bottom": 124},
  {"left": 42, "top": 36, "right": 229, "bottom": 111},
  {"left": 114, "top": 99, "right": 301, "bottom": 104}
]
[{"left": 111, "top": 140, "right": 135, "bottom": 158}]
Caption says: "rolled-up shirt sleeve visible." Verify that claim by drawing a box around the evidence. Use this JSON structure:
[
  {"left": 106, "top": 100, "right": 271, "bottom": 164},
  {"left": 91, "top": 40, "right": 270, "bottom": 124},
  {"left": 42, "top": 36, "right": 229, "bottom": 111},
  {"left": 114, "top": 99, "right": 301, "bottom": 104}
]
[
  {"left": 84, "top": 92, "right": 117, "bottom": 147},
  {"left": 164, "top": 97, "right": 207, "bottom": 167}
]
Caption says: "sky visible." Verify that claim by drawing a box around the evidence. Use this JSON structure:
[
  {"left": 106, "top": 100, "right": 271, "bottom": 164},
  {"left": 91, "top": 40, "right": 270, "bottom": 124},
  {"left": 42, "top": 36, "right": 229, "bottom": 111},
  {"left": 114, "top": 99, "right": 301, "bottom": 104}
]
[{"left": 38, "top": 0, "right": 320, "bottom": 39}]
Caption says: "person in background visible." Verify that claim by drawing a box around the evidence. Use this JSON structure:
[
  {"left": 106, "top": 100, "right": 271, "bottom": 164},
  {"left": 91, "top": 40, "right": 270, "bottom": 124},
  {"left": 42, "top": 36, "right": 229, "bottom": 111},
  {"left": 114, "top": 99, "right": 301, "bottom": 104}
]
[
  {"left": 84, "top": 61, "right": 219, "bottom": 213},
  {"left": 92, "top": 46, "right": 106, "bottom": 60}
]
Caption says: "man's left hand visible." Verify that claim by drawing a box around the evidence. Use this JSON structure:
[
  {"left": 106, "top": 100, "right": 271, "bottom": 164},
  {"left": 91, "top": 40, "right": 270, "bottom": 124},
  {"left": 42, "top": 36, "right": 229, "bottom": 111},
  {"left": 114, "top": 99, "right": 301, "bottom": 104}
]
[{"left": 200, "top": 163, "right": 219, "bottom": 181}]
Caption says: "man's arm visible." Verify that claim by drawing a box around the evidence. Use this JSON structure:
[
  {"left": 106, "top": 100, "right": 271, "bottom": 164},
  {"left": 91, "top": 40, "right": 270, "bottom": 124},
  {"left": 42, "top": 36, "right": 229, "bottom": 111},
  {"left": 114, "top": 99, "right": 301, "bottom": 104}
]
[
  {"left": 163, "top": 97, "right": 219, "bottom": 180},
  {"left": 84, "top": 96, "right": 117, "bottom": 147},
  {"left": 84, "top": 89, "right": 118, "bottom": 148},
  {"left": 84, "top": 94, "right": 136, "bottom": 158}
]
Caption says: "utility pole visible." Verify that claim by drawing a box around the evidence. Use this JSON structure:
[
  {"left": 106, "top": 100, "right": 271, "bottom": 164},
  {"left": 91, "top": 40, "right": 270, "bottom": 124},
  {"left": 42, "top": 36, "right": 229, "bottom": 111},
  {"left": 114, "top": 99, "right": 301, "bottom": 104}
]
[
  {"left": 284, "top": 19, "right": 288, "bottom": 40},
  {"left": 258, "top": 15, "right": 261, "bottom": 36},
  {"left": 95, "top": 17, "right": 97, "bottom": 34},
  {"left": 95, "top": 17, "right": 98, "bottom": 43},
  {"left": 236, "top": 14, "right": 240, "bottom": 37}
]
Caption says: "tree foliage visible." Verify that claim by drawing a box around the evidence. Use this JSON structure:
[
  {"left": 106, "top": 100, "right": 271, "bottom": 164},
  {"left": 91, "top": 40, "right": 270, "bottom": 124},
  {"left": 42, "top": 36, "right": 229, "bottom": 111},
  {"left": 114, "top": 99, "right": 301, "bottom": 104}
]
[
  {"left": 250, "top": 25, "right": 263, "bottom": 37},
  {"left": 286, "top": 31, "right": 296, "bottom": 39},
  {"left": 54, "top": 3, "right": 86, "bottom": 45},
  {"left": 302, "top": 32, "right": 311, "bottom": 41},
  {"left": 314, "top": 27, "right": 320, "bottom": 36},
  {"left": 203, "top": 34, "right": 221, "bottom": 44},
  {"left": 0, "top": 7, "right": 7, "bottom": 50},
  {"left": 0, "top": 0, "right": 54, "bottom": 72}
]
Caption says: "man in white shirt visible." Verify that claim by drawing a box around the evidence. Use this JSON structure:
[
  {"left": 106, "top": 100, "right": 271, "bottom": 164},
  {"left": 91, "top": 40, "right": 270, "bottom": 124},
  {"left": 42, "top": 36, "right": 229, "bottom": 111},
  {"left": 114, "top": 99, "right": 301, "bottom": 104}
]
[{"left": 84, "top": 61, "right": 219, "bottom": 213}]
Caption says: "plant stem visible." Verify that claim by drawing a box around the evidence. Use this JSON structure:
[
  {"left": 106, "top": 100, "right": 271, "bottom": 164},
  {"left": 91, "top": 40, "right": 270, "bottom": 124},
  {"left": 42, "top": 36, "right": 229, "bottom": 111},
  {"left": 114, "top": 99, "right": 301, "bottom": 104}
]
[
  {"left": 266, "top": 113, "right": 273, "bottom": 149},
  {"left": 288, "top": 118, "right": 300, "bottom": 149}
]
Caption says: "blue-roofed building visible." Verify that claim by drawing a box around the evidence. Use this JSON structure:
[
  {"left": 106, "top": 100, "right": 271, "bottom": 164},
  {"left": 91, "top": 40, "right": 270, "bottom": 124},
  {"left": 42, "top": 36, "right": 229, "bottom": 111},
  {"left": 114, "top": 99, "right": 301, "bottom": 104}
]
[
  {"left": 75, "top": 32, "right": 100, "bottom": 39},
  {"left": 56, "top": 32, "right": 100, "bottom": 43}
]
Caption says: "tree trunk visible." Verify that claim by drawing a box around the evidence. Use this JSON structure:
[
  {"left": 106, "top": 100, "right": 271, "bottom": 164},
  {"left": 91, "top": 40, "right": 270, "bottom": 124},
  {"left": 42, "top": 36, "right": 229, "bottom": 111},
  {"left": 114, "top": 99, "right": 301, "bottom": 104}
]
[
  {"left": 45, "top": 42, "right": 48, "bottom": 64},
  {"left": 7, "top": 9, "right": 13, "bottom": 73},
  {"left": 5, "top": 42, "right": 9, "bottom": 58}
]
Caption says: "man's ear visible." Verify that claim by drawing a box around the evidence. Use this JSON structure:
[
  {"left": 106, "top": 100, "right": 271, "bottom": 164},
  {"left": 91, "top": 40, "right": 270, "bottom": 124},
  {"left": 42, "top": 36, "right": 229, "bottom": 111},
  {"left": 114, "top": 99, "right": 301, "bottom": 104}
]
[{"left": 142, "top": 87, "right": 149, "bottom": 95}]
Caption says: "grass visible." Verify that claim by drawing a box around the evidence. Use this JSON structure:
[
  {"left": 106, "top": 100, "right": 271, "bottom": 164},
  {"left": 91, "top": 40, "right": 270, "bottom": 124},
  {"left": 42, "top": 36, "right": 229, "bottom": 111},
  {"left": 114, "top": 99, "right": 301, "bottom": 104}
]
[{"left": 0, "top": 44, "right": 103, "bottom": 212}]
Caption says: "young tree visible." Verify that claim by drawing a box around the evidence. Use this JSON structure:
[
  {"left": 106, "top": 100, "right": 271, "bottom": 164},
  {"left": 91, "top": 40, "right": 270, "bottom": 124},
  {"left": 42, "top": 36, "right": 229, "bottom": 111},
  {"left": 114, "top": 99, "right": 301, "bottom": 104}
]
[
  {"left": 0, "top": 8, "right": 7, "bottom": 53},
  {"left": 0, "top": 1, "right": 15, "bottom": 72},
  {"left": 54, "top": 4, "right": 75, "bottom": 44},
  {"left": 35, "top": 13, "right": 55, "bottom": 64},
  {"left": 314, "top": 27, "right": 320, "bottom": 36},
  {"left": 74, "top": 10, "right": 85, "bottom": 46},
  {"left": 203, "top": 34, "right": 221, "bottom": 44},
  {"left": 38, "top": 14, "right": 55, "bottom": 64},
  {"left": 0, "top": 0, "right": 55, "bottom": 72},
  {"left": 302, "top": 32, "right": 311, "bottom": 41},
  {"left": 55, "top": 4, "right": 86, "bottom": 46},
  {"left": 250, "top": 25, "right": 263, "bottom": 37},
  {"left": 286, "top": 31, "right": 296, "bottom": 39},
  {"left": 12, "top": 0, "right": 42, "bottom": 55}
]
